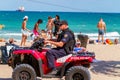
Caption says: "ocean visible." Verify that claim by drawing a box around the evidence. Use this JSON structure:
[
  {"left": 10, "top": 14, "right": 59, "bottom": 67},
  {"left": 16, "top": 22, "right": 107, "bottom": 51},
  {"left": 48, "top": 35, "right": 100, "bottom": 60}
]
[{"left": 0, "top": 11, "right": 120, "bottom": 41}]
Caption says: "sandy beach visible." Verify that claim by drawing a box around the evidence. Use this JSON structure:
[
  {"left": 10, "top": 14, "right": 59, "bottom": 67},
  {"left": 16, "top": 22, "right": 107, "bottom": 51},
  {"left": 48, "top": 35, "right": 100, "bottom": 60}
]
[{"left": 0, "top": 42, "right": 120, "bottom": 80}]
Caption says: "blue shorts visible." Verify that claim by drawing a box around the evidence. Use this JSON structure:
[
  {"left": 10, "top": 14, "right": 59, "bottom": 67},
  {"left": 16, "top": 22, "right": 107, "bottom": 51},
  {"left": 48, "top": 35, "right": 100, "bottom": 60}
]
[{"left": 98, "top": 29, "right": 104, "bottom": 35}]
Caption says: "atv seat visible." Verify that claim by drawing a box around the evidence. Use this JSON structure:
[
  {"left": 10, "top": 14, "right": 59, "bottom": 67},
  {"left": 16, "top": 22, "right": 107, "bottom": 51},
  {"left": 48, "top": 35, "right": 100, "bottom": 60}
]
[{"left": 56, "top": 54, "right": 72, "bottom": 63}]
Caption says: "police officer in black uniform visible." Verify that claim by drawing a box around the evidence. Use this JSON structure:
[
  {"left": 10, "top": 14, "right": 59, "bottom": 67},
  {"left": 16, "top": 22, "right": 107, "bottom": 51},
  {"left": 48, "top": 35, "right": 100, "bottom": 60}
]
[{"left": 45, "top": 20, "right": 75, "bottom": 74}]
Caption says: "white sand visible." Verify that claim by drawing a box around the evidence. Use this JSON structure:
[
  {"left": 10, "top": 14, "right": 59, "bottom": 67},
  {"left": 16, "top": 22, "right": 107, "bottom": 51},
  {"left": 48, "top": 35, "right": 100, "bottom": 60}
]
[{"left": 87, "top": 44, "right": 120, "bottom": 80}]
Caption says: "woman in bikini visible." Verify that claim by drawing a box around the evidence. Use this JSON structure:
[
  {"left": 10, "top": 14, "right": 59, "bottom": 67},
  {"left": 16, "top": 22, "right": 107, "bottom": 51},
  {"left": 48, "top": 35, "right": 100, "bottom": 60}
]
[{"left": 20, "top": 16, "right": 30, "bottom": 46}]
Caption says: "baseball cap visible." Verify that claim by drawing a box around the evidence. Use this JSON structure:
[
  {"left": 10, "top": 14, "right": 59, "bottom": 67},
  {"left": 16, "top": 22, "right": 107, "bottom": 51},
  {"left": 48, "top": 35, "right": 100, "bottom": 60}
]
[
  {"left": 23, "top": 16, "right": 28, "bottom": 19},
  {"left": 59, "top": 20, "right": 68, "bottom": 26}
]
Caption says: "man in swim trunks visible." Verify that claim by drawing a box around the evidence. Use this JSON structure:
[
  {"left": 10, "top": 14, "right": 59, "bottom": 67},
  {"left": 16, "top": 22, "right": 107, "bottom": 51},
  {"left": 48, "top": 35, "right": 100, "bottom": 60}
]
[{"left": 97, "top": 18, "right": 106, "bottom": 43}]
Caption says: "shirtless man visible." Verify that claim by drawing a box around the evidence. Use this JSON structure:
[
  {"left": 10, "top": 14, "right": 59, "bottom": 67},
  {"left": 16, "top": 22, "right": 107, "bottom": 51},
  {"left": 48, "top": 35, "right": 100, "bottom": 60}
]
[
  {"left": 97, "top": 18, "right": 106, "bottom": 43},
  {"left": 46, "top": 16, "right": 54, "bottom": 39}
]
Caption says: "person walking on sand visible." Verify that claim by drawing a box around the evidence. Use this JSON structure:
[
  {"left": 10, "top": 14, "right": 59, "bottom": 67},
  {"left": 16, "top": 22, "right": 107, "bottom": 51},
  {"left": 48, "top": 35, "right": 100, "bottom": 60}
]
[
  {"left": 97, "top": 18, "right": 106, "bottom": 43},
  {"left": 20, "top": 16, "right": 30, "bottom": 47}
]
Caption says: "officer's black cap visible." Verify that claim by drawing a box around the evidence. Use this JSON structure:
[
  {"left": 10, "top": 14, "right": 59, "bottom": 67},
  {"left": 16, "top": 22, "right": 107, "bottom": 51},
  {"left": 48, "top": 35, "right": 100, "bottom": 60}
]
[{"left": 59, "top": 20, "right": 68, "bottom": 26}]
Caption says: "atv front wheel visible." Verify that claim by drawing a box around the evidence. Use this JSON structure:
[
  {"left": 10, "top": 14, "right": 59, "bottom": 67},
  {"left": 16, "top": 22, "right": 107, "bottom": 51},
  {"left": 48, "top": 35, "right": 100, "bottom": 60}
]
[
  {"left": 65, "top": 66, "right": 90, "bottom": 80},
  {"left": 12, "top": 64, "right": 36, "bottom": 80}
]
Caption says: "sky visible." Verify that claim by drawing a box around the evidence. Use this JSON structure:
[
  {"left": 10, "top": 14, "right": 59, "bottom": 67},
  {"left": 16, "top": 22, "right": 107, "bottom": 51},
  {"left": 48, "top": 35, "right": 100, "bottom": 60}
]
[{"left": 1, "top": 0, "right": 120, "bottom": 13}]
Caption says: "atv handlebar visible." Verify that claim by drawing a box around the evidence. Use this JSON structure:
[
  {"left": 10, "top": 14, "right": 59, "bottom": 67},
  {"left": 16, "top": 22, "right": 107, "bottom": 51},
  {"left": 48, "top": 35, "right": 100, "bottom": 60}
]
[{"left": 30, "top": 38, "right": 45, "bottom": 51}]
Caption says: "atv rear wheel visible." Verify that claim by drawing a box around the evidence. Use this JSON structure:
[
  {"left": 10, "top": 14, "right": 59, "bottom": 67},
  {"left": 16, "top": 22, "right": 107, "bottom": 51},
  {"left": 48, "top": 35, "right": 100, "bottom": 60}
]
[
  {"left": 12, "top": 64, "right": 36, "bottom": 80},
  {"left": 65, "top": 66, "right": 90, "bottom": 80}
]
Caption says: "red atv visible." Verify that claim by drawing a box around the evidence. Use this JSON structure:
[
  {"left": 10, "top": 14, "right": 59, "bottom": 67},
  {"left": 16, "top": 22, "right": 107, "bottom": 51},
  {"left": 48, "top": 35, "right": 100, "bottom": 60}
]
[{"left": 8, "top": 38, "right": 95, "bottom": 80}]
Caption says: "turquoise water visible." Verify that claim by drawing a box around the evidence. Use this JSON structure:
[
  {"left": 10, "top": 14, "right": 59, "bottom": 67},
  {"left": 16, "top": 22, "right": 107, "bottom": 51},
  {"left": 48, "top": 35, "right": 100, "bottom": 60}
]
[{"left": 0, "top": 11, "right": 120, "bottom": 40}]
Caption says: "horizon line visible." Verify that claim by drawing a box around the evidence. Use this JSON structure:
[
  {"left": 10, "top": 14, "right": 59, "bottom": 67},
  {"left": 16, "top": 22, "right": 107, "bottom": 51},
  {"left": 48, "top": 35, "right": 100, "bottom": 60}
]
[{"left": 0, "top": 10, "right": 120, "bottom": 14}]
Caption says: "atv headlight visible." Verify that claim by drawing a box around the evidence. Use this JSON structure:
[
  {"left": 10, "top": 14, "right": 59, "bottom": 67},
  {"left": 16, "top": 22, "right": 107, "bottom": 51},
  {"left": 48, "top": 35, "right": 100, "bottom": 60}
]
[{"left": 21, "top": 54, "right": 24, "bottom": 62}]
